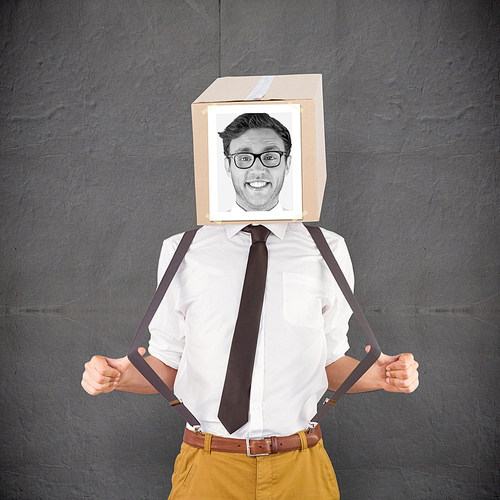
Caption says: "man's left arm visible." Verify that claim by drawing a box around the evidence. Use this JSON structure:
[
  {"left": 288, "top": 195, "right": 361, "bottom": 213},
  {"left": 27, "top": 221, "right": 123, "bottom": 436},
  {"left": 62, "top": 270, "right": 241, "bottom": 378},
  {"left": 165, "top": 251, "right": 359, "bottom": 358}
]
[{"left": 326, "top": 347, "right": 420, "bottom": 394}]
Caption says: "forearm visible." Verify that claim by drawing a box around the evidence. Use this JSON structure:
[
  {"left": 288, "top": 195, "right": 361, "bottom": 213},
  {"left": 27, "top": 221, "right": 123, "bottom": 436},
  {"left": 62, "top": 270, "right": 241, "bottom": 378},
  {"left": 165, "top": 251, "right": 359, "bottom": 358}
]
[
  {"left": 116, "top": 355, "right": 177, "bottom": 394},
  {"left": 326, "top": 356, "right": 384, "bottom": 393}
]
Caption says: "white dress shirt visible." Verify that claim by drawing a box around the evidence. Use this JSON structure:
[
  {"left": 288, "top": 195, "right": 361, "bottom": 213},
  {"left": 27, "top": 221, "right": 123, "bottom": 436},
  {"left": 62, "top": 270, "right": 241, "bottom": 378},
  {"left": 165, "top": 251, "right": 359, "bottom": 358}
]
[{"left": 148, "top": 222, "right": 354, "bottom": 439}]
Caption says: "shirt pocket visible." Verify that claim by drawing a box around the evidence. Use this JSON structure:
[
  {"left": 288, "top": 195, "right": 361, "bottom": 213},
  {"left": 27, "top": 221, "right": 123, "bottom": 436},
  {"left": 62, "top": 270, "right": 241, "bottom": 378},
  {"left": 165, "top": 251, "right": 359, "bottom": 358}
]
[{"left": 282, "top": 272, "right": 326, "bottom": 329}]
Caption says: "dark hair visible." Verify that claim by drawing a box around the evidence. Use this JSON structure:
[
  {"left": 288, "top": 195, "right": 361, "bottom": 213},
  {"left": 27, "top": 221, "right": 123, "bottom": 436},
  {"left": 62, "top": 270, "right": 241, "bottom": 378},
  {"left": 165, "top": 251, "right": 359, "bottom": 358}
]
[{"left": 218, "top": 113, "right": 292, "bottom": 157}]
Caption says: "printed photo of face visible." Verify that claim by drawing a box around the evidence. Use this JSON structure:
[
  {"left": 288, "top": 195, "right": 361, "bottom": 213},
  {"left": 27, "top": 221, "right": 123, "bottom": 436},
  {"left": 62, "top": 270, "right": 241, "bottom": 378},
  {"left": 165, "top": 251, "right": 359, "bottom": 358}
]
[
  {"left": 208, "top": 106, "right": 302, "bottom": 221},
  {"left": 224, "top": 128, "right": 291, "bottom": 211}
]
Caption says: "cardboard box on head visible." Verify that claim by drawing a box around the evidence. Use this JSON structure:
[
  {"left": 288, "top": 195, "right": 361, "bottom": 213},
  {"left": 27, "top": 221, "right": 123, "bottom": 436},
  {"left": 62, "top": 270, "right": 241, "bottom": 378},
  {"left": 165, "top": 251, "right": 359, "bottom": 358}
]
[{"left": 191, "top": 74, "right": 326, "bottom": 225}]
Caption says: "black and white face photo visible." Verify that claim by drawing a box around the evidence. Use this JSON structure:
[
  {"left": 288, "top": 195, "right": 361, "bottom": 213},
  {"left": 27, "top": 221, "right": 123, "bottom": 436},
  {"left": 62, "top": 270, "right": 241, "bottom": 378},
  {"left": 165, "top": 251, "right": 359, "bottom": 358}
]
[{"left": 207, "top": 104, "right": 302, "bottom": 222}]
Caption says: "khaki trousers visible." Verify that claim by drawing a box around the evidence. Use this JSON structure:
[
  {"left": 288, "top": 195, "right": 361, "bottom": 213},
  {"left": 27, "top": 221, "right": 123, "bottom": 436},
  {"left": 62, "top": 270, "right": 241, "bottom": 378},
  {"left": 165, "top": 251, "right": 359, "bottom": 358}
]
[{"left": 168, "top": 433, "right": 340, "bottom": 500}]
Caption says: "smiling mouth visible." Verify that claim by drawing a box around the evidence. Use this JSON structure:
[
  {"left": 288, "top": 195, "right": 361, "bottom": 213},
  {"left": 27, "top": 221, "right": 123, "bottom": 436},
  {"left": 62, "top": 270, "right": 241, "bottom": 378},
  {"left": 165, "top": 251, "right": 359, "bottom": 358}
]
[{"left": 247, "top": 181, "right": 270, "bottom": 189}]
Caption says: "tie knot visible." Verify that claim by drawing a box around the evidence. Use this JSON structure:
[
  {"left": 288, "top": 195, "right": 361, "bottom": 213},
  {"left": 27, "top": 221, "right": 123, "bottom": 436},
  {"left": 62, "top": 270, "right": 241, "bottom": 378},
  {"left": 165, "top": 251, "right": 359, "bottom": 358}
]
[{"left": 243, "top": 224, "right": 271, "bottom": 244}]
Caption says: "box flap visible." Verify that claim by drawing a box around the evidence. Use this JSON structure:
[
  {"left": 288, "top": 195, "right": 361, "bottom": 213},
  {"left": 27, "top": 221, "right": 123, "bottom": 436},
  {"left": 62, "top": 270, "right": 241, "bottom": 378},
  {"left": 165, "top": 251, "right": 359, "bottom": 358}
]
[{"left": 194, "top": 74, "right": 322, "bottom": 103}]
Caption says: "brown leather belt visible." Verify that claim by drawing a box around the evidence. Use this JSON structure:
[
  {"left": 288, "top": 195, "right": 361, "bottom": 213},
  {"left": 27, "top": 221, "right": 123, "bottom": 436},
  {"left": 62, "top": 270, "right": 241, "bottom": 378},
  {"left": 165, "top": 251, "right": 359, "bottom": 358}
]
[{"left": 183, "top": 425, "right": 322, "bottom": 456}]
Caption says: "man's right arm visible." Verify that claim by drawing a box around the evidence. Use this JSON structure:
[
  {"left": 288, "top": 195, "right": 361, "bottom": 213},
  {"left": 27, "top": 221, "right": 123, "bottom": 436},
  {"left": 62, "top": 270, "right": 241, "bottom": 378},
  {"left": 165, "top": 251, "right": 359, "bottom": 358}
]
[{"left": 81, "top": 348, "right": 177, "bottom": 395}]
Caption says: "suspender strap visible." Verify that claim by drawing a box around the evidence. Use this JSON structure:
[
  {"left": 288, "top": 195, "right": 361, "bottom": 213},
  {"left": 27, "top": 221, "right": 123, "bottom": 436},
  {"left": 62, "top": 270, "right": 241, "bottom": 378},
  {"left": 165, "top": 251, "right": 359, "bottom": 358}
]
[
  {"left": 128, "top": 228, "right": 200, "bottom": 428},
  {"left": 305, "top": 225, "right": 381, "bottom": 425}
]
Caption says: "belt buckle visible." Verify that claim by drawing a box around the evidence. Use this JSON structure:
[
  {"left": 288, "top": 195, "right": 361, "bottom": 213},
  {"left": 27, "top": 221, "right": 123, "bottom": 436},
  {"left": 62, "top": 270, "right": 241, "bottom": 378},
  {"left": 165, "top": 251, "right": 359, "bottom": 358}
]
[{"left": 246, "top": 437, "right": 271, "bottom": 457}]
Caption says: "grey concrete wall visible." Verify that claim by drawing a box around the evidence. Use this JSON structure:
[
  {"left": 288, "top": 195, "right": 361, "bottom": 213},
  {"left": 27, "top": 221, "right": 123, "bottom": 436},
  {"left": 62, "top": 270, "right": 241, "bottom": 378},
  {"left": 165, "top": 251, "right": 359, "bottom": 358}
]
[{"left": 1, "top": 1, "right": 498, "bottom": 498}]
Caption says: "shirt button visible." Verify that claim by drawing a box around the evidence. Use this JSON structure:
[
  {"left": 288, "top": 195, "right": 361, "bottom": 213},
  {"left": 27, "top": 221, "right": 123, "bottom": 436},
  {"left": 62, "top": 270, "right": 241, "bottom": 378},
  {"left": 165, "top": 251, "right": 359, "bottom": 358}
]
[
  {"left": 253, "top": 405, "right": 260, "bottom": 411},
  {"left": 256, "top": 364, "right": 262, "bottom": 370}
]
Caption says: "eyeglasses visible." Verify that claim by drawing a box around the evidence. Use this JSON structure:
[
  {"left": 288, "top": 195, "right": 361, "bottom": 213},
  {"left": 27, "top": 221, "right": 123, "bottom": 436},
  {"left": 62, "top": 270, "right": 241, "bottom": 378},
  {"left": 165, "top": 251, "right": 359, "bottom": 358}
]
[{"left": 227, "top": 151, "right": 287, "bottom": 169}]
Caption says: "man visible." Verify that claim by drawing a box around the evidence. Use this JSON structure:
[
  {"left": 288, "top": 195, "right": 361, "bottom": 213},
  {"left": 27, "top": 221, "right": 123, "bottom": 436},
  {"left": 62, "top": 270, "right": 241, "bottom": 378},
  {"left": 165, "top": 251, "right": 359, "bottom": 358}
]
[
  {"left": 82, "top": 113, "right": 419, "bottom": 499},
  {"left": 220, "top": 112, "right": 292, "bottom": 213}
]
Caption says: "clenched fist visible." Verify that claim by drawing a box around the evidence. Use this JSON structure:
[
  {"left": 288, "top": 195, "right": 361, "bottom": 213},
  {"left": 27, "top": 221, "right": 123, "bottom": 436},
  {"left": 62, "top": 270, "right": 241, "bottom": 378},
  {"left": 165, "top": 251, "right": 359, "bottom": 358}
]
[{"left": 81, "top": 347, "right": 146, "bottom": 395}]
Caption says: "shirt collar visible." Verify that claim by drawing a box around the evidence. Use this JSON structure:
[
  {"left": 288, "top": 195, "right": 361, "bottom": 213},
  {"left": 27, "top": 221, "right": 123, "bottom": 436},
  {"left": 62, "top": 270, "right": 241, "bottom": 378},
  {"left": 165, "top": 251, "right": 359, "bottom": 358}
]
[
  {"left": 225, "top": 222, "right": 288, "bottom": 240},
  {"left": 224, "top": 204, "right": 289, "bottom": 240}
]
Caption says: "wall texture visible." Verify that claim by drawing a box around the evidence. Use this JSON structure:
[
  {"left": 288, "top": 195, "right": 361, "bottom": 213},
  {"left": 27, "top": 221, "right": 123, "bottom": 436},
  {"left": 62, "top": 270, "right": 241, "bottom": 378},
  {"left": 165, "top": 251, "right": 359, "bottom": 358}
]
[{"left": 1, "top": 1, "right": 498, "bottom": 498}]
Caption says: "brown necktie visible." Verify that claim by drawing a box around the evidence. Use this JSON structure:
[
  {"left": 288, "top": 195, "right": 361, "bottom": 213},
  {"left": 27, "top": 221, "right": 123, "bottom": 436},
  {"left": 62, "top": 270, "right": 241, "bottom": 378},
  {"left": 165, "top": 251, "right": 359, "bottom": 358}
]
[{"left": 218, "top": 225, "right": 271, "bottom": 434}]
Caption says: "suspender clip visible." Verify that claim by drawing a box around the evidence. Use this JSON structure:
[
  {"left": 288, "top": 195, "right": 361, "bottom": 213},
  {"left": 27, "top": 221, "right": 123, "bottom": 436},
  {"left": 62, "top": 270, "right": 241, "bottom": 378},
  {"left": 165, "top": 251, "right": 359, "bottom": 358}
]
[{"left": 307, "top": 422, "right": 318, "bottom": 434}]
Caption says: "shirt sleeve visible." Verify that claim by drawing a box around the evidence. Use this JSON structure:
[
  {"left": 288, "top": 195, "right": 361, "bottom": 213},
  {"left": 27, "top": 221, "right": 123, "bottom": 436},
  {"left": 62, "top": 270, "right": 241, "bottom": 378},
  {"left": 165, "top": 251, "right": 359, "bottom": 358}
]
[
  {"left": 320, "top": 229, "right": 355, "bottom": 366},
  {"left": 148, "top": 233, "right": 186, "bottom": 370}
]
